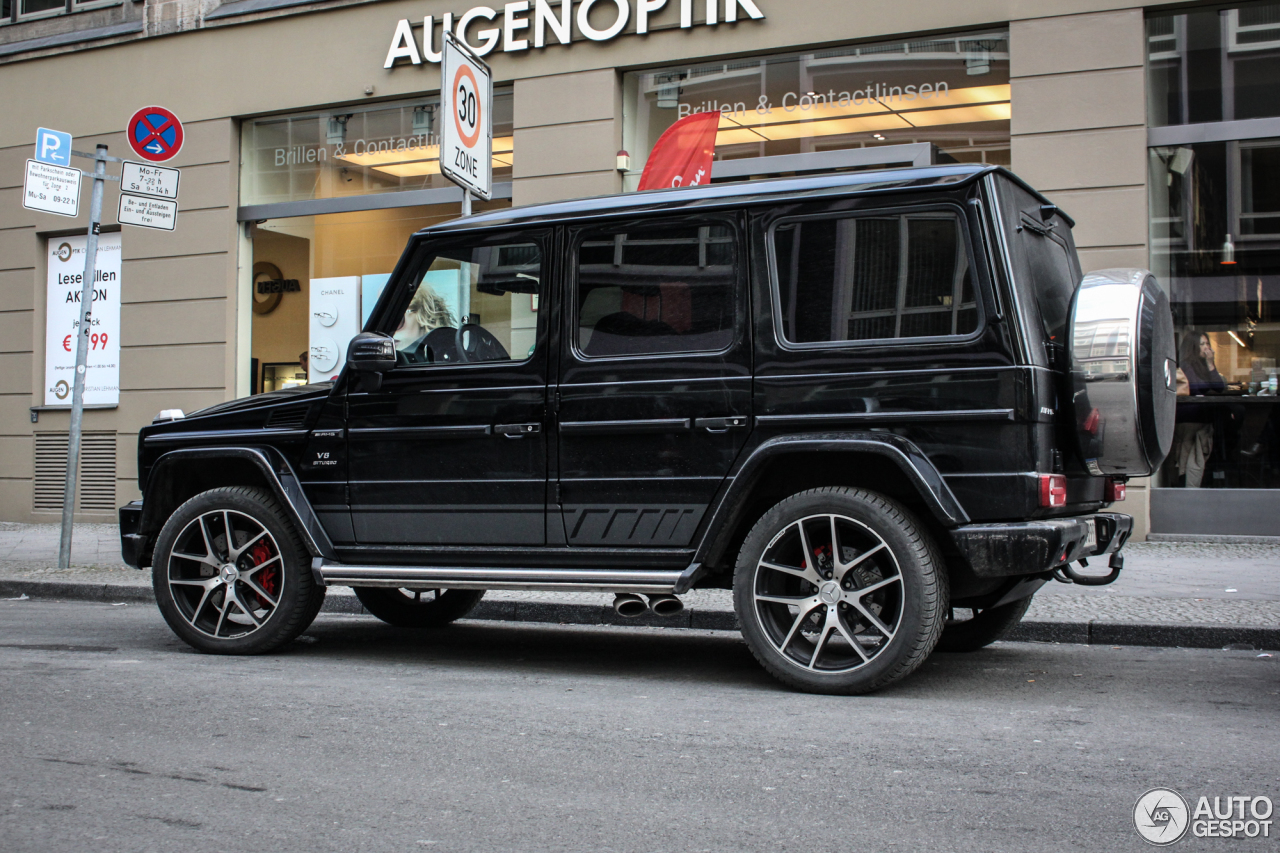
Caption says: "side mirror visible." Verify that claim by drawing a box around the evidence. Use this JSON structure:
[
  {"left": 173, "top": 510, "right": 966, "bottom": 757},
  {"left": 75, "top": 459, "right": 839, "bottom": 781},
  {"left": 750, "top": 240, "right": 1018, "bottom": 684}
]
[
  {"left": 347, "top": 332, "right": 396, "bottom": 371},
  {"left": 347, "top": 332, "right": 395, "bottom": 391}
]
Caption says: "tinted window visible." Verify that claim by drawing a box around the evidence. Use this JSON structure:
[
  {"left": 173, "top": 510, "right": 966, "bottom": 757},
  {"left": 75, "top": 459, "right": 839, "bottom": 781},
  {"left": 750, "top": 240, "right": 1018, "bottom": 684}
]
[
  {"left": 773, "top": 212, "right": 977, "bottom": 344},
  {"left": 393, "top": 238, "right": 542, "bottom": 365},
  {"left": 1017, "top": 214, "right": 1078, "bottom": 343},
  {"left": 575, "top": 223, "right": 737, "bottom": 357}
]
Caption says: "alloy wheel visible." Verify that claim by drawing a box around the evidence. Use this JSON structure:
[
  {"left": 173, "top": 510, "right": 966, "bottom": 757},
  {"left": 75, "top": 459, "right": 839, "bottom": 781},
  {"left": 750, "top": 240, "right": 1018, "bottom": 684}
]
[
  {"left": 753, "top": 513, "right": 903, "bottom": 673},
  {"left": 166, "top": 510, "right": 283, "bottom": 640}
]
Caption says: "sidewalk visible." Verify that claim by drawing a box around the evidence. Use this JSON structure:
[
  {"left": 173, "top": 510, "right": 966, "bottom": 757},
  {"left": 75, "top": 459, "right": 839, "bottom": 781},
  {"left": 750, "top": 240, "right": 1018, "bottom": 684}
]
[{"left": 1, "top": 523, "right": 1276, "bottom": 649}]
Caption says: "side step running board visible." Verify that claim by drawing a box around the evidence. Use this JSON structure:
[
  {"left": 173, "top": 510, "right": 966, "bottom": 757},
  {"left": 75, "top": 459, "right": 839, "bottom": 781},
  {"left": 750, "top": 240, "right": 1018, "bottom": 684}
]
[{"left": 315, "top": 561, "right": 704, "bottom": 595}]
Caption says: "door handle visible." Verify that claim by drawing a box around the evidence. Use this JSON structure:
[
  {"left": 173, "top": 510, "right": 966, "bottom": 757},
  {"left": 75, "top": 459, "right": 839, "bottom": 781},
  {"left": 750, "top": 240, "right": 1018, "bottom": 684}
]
[
  {"left": 495, "top": 422, "right": 542, "bottom": 438},
  {"left": 694, "top": 416, "right": 749, "bottom": 433}
]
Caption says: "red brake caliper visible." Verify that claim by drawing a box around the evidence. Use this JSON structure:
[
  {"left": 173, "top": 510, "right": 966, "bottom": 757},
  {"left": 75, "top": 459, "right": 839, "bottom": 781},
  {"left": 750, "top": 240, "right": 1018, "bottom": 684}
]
[{"left": 249, "top": 541, "right": 277, "bottom": 606}]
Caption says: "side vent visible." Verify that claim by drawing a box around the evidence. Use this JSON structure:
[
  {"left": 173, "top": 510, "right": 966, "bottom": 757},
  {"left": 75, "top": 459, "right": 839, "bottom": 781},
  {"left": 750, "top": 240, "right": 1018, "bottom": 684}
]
[
  {"left": 265, "top": 407, "right": 308, "bottom": 429},
  {"left": 34, "top": 432, "right": 117, "bottom": 514}
]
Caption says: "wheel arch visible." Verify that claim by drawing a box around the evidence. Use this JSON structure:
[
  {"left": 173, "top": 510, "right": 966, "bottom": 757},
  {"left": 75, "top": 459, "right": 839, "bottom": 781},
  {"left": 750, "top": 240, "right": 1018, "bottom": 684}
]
[
  {"left": 694, "top": 433, "right": 970, "bottom": 581},
  {"left": 138, "top": 446, "right": 334, "bottom": 566}
]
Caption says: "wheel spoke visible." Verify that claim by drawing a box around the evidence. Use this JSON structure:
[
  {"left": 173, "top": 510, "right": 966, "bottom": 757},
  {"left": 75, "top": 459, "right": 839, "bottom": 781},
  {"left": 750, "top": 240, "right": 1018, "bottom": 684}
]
[
  {"left": 214, "top": 598, "right": 231, "bottom": 636},
  {"left": 777, "top": 603, "right": 820, "bottom": 655},
  {"left": 835, "top": 542, "right": 888, "bottom": 582},
  {"left": 241, "top": 555, "right": 281, "bottom": 577},
  {"left": 847, "top": 573, "right": 901, "bottom": 598},
  {"left": 198, "top": 516, "right": 221, "bottom": 563},
  {"left": 172, "top": 551, "right": 220, "bottom": 569},
  {"left": 228, "top": 587, "right": 261, "bottom": 627},
  {"left": 796, "top": 520, "right": 815, "bottom": 574},
  {"left": 808, "top": 619, "right": 834, "bottom": 669},
  {"left": 227, "top": 528, "right": 267, "bottom": 561},
  {"left": 759, "top": 560, "right": 819, "bottom": 584},
  {"left": 241, "top": 577, "right": 278, "bottom": 608},
  {"left": 834, "top": 616, "right": 871, "bottom": 662},
  {"left": 848, "top": 599, "right": 894, "bottom": 638},
  {"left": 756, "top": 593, "right": 817, "bottom": 607}
]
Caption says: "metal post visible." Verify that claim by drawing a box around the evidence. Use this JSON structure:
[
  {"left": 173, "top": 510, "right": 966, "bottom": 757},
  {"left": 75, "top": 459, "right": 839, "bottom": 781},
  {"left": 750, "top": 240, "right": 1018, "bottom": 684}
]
[
  {"left": 461, "top": 189, "right": 472, "bottom": 218},
  {"left": 57, "top": 144, "right": 108, "bottom": 569}
]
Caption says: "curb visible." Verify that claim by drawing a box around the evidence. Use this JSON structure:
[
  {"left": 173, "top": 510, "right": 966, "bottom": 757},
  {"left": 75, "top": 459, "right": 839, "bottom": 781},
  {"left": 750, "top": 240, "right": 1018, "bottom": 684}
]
[{"left": 3, "top": 579, "right": 1276, "bottom": 651}]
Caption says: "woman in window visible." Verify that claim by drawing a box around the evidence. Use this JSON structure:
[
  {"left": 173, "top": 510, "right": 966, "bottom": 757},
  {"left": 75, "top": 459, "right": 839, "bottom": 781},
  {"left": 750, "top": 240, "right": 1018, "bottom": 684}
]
[
  {"left": 1172, "top": 331, "right": 1226, "bottom": 487},
  {"left": 393, "top": 284, "right": 456, "bottom": 353}
]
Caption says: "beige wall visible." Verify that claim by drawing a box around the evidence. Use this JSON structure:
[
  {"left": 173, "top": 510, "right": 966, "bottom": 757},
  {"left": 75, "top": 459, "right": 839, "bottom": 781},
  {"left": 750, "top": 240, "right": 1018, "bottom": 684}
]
[
  {"left": 0, "top": 119, "right": 238, "bottom": 522},
  {"left": 1007, "top": 7, "right": 1151, "bottom": 539},
  {"left": 0, "top": 0, "right": 1160, "bottom": 530}
]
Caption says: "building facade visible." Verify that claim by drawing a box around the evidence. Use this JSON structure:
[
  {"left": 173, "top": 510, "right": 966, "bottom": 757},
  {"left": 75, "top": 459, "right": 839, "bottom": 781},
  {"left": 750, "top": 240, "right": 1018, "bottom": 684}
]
[{"left": 2, "top": 0, "right": 1277, "bottom": 538}]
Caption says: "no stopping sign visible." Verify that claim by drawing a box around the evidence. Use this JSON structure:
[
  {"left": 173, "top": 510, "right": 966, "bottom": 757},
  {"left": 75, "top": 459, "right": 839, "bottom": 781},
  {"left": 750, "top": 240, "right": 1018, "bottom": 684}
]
[{"left": 440, "top": 33, "right": 492, "bottom": 200}]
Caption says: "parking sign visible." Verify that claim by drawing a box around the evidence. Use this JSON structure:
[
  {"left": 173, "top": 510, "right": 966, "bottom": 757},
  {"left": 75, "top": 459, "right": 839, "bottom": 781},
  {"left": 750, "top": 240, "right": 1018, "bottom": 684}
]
[
  {"left": 35, "top": 127, "right": 73, "bottom": 167},
  {"left": 440, "top": 32, "right": 492, "bottom": 201}
]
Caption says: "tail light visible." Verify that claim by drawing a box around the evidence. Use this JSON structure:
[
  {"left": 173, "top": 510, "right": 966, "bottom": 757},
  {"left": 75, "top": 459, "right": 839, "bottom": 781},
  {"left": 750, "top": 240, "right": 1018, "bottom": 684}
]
[
  {"left": 1039, "top": 474, "right": 1067, "bottom": 508},
  {"left": 1105, "top": 478, "right": 1126, "bottom": 502}
]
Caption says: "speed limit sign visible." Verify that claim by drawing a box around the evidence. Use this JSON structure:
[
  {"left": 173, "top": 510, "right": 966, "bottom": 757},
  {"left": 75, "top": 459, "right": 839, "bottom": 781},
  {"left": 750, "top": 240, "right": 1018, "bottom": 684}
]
[{"left": 440, "top": 32, "right": 492, "bottom": 201}]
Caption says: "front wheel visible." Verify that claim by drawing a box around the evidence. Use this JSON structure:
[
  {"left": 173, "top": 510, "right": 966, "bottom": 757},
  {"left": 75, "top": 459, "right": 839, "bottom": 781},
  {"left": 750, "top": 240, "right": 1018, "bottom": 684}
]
[
  {"left": 733, "top": 487, "right": 947, "bottom": 695},
  {"left": 151, "top": 487, "right": 325, "bottom": 654},
  {"left": 353, "top": 587, "right": 485, "bottom": 628}
]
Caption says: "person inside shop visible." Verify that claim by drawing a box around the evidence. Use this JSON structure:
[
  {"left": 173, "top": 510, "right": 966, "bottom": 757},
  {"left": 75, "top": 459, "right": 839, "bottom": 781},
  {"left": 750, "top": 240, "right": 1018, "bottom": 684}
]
[
  {"left": 1172, "top": 330, "right": 1226, "bottom": 487},
  {"left": 299, "top": 350, "right": 308, "bottom": 380},
  {"left": 393, "top": 284, "right": 456, "bottom": 360}
]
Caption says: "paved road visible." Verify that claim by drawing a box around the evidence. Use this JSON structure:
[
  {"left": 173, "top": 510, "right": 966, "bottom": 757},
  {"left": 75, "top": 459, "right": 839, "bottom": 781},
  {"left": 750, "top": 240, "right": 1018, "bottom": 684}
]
[{"left": 2, "top": 600, "right": 1277, "bottom": 853}]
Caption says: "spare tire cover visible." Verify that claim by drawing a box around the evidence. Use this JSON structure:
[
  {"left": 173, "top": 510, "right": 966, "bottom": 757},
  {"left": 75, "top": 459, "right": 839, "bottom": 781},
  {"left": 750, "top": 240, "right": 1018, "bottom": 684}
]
[{"left": 1068, "top": 269, "right": 1177, "bottom": 477}]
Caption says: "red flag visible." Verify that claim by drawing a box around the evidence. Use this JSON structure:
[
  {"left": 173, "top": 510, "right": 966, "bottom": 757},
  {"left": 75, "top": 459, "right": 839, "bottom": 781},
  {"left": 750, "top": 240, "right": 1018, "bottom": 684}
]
[{"left": 637, "top": 111, "right": 721, "bottom": 191}]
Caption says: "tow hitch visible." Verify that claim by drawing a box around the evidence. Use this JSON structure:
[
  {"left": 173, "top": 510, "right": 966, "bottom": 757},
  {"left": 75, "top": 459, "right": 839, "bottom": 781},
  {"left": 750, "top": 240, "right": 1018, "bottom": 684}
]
[{"left": 1054, "top": 552, "right": 1124, "bottom": 586}]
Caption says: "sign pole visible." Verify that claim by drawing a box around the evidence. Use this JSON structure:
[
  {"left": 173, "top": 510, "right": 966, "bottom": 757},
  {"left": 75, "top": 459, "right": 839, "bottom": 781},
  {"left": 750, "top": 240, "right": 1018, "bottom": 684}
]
[
  {"left": 57, "top": 144, "right": 108, "bottom": 569},
  {"left": 461, "top": 190, "right": 471, "bottom": 218}
]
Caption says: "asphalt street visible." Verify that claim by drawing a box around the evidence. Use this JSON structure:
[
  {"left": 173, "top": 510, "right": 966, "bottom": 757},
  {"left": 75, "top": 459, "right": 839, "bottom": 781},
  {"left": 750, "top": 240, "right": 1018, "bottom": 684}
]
[{"left": 1, "top": 599, "right": 1277, "bottom": 853}]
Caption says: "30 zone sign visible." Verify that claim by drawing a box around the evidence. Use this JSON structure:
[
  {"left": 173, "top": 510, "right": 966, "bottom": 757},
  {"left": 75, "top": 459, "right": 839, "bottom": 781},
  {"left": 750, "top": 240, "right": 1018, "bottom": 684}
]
[{"left": 440, "top": 32, "right": 492, "bottom": 201}]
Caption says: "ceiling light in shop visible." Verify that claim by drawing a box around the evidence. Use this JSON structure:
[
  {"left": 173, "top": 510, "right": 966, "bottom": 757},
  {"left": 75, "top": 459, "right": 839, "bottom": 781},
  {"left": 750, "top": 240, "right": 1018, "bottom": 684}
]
[
  {"left": 713, "top": 101, "right": 1010, "bottom": 147},
  {"left": 334, "top": 137, "right": 515, "bottom": 177}
]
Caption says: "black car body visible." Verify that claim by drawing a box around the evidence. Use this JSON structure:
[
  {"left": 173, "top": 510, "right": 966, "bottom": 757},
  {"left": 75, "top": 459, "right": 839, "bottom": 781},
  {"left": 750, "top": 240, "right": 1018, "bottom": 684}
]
[{"left": 121, "top": 164, "right": 1176, "bottom": 694}]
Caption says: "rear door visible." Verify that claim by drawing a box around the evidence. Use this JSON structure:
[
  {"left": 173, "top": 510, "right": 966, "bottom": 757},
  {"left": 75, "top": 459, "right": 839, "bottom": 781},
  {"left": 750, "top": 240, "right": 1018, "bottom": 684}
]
[{"left": 554, "top": 214, "right": 751, "bottom": 548}]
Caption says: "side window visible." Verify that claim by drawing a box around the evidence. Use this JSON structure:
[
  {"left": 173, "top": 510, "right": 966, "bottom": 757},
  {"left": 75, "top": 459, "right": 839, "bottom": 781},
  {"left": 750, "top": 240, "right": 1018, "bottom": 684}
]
[
  {"left": 772, "top": 211, "right": 979, "bottom": 345},
  {"left": 575, "top": 221, "right": 737, "bottom": 358},
  {"left": 392, "top": 238, "right": 542, "bottom": 365}
]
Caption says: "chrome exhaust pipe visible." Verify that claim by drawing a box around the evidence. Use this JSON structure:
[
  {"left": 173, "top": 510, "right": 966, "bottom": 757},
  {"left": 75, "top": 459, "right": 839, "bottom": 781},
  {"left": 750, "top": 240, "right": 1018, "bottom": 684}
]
[
  {"left": 646, "top": 594, "right": 684, "bottom": 617},
  {"left": 613, "top": 593, "right": 649, "bottom": 618}
]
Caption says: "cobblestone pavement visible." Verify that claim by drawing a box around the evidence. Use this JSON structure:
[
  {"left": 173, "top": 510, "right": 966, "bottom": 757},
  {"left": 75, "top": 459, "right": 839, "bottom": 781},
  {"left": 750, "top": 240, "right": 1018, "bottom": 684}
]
[{"left": 1, "top": 523, "right": 1276, "bottom": 628}]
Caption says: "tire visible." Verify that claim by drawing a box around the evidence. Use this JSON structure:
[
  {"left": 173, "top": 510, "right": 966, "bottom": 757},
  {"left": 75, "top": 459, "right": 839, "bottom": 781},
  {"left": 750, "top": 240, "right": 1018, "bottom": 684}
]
[
  {"left": 353, "top": 587, "right": 485, "bottom": 628},
  {"left": 934, "top": 597, "right": 1032, "bottom": 653},
  {"left": 152, "top": 486, "right": 326, "bottom": 655},
  {"left": 733, "top": 487, "right": 947, "bottom": 695}
]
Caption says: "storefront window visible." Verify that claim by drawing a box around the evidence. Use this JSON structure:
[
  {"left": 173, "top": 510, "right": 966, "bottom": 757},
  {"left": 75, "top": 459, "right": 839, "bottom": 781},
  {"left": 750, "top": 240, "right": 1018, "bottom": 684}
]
[
  {"left": 240, "top": 93, "right": 514, "bottom": 207},
  {"left": 622, "top": 31, "right": 1010, "bottom": 188},
  {"left": 249, "top": 201, "right": 512, "bottom": 392},
  {"left": 1149, "top": 133, "right": 1280, "bottom": 486},
  {"left": 1148, "top": 5, "right": 1280, "bottom": 126}
]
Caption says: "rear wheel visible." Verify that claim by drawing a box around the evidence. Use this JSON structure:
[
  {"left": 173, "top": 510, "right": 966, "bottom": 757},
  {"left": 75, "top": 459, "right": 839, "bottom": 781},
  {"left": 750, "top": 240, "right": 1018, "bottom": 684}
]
[
  {"left": 152, "top": 487, "right": 325, "bottom": 654},
  {"left": 935, "top": 598, "right": 1032, "bottom": 653},
  {"left": 733, "top": 487, "right": 947, "bottom": 695},
  {"left": 353, "top": 587, "right": 485, "bottom": 628}
]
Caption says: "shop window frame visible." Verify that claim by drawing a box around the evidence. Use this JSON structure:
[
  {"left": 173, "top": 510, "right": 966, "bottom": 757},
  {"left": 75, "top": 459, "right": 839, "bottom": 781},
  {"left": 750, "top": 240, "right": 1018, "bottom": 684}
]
[{"left": 6, "top": 0, "right": 121, "bottom": 25}]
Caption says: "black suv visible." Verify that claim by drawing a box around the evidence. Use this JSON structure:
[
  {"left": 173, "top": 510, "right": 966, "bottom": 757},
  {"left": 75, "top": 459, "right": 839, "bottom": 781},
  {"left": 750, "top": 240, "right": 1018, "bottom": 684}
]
[{"left": 120, "top": 164, "right": 1176, "bottom": 695}]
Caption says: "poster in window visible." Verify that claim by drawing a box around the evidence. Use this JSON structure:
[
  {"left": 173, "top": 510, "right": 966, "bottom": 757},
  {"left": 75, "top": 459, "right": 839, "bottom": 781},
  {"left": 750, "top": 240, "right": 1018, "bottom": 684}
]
[{"left": 44, "top": 234, "right": 121, "bottom": 408}]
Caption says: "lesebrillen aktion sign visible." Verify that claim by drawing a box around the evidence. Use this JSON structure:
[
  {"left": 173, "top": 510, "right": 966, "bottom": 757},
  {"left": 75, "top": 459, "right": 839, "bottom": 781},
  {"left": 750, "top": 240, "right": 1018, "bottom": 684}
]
[{"left": 44, "top": 234, "right": 121, "bottom": 407}]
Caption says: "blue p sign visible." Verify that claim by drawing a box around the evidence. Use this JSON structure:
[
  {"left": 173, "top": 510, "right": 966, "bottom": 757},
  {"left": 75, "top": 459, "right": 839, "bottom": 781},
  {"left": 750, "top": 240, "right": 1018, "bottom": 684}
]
[{"left": 35, "top": 127, "right": 72, "bottom": 167}]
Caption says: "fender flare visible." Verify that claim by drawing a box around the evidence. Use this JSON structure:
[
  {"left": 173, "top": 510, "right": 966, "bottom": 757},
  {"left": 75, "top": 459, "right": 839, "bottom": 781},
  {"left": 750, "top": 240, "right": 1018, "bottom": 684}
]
[
  {"left": 694, "top": 432, "right": 970, "bottom": 567},
  {"left": 141, "top": 446, "right": 336, "bottom": 561}
]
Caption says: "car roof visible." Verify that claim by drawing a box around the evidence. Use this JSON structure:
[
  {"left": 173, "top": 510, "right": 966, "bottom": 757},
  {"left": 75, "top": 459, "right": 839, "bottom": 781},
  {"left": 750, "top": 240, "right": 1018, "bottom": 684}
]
[{"left": 420, "top": 163, "right": 1008, "bottom": 235}]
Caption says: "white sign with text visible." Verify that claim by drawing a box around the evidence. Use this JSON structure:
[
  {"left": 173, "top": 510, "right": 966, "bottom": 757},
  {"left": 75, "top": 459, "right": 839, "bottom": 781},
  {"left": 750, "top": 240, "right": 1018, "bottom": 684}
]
[
  {"left": 440, "top": 33, "right": 493, "bottom": 200},
  {"left": 44, "top": 234, "right": 122, "bottom": 407},
  {"left": 122, "top": 161, "right": 181, "bottom": 200},
  {"left": 23, "top": 159, "right": 81, "bottom": 218},
  {"left": 118, "top": 193, "right": 177, "bottom": 231}
]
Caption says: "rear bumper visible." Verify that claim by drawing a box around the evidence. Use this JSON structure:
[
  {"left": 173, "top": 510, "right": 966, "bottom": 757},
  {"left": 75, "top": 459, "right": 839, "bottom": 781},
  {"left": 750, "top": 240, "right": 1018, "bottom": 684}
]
[
  {"left": 119, "top": 501, "right": 146, "bottom": 569},
  {"left": 949, "top": 512, "right": 1131, "bottom": 578}
]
